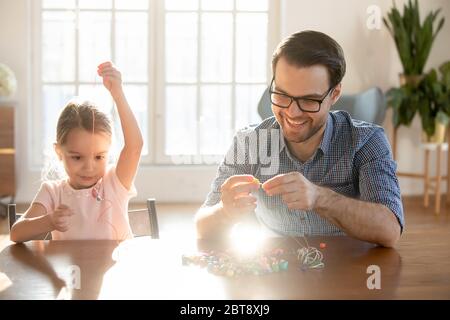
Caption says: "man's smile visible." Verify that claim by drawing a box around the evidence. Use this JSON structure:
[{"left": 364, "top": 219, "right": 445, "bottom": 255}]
[{"left": 284, "top": 117, "right": 309, "bottom": 128}]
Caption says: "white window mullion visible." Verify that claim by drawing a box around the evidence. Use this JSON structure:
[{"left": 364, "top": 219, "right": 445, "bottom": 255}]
[
  {"left": 155, "top": 0, "right": 166, "bottom": 164},
  {"left": 75, "top": 0, "right": 79, "bottom": 95},
  {"left": 231, "top": 0, "right": 237, "bottom": 135},
  {"left": 196, "top": 7, "right": 201, "bottom": 156},
  {"left": 31, "top": 0, "right": 43, "bottom": 168},
  {"left": 111, "top": 0, "right": 116, "bottom": 63},
  {"left": 268, "top": 0, "right": 280, "bottom": 81},
  {"left": 145, "top": 0, "right": 156, "bottom": 164},
  {"left": 110, "top": 0, "right": 118, "bottom": 139}
]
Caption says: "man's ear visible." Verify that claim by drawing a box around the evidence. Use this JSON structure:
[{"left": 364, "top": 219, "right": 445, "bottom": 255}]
[
  {"left": 330, "top": 83, "right": 342, "bottom": 106},
  {"left": 54, "top": 143, "right": 62, "bottom": 161}
]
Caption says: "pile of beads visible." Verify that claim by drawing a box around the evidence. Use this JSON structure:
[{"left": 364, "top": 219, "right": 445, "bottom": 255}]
[{"left": 182, "top": 248, "right": 289, "bottom": 277}]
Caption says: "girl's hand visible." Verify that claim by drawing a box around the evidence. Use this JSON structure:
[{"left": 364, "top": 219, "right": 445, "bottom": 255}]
[
  {"left": 97, "top": 61, "right": 123, "bottom": 97},
  {"left": 48, "top": 205, "right": 74, "bottom": 232}
]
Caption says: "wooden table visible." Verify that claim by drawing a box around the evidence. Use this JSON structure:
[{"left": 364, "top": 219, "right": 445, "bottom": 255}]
[{"left": 0, "top": 235, "right": 449, "bottom": 300}]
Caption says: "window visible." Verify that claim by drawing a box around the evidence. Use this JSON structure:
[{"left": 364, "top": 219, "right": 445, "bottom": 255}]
[
  {"left": 32, "top": 0, "right": 150, "bottom": 167},
  {"left": 32, "top": 0, "right": 276, "bottom": 167},
  {"left": 160, "top": 0, "right": 271, "bottom": 164}
]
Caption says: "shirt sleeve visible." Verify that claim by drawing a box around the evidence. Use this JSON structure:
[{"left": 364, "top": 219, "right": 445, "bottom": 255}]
[
  {"left": 32, "top": 182, "right": 56, "bottom": 214},
  {"left": 105, "top": 166, "right": 137, "bottom": 200},
  {"left": 356, "top": 128, "right": 405, "bottom": 232}
]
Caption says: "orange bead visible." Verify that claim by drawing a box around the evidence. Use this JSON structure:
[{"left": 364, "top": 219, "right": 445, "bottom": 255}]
[{"left": 319, "top": 243, "right": 326, "bottom": 249}]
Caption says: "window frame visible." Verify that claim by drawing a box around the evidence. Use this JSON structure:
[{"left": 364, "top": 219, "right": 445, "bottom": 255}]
[
  {"left": 30, "top": 0, "right": 279, "bottom": 169},
  {"left": 155, "top": 0, "right": 279, "bottom": 164}
]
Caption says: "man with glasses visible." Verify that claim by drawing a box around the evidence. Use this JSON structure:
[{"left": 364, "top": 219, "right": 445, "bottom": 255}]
[{"left": 195, "top": 30, "right": 403, "bottom": 247}]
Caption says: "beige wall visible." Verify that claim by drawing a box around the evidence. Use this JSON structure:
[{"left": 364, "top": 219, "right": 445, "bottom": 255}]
[
  {"left": 1, "top": 0, "right": 450, "bottom": 202},
  {"left": 281, "top": 0, "right": 450, "bottom": 195},
  {"left": 0, "top": 0, "right": 32, "bottom": 202}
]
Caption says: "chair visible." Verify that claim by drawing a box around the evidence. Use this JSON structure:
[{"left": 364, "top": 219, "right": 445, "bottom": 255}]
[
  {"left": 331, "top": 87, "right": 386, "bottom": 125},
  {"left": 257, "top": 86, "right": 387, "bottom": 125},
  {"left": 128, "top": 198, "right": 160, "bottom": 239},
  {"left": 8, "top": 198, "right": 159, "bottom": 239}
]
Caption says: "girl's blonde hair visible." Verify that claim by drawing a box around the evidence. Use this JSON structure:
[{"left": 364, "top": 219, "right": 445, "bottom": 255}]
[
  {"left": 42, "top": 100, "right": 113, "bottom": 181},
  {"left": 56, "top": 100, "right": 112, "bottom": 145}
]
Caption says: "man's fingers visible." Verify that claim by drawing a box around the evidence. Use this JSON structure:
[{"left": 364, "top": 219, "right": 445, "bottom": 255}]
[
  {"left": 266, "top": 182, "right": 299, "bottom": 196},
  {"left": 281, "top": 191, "right": 300, "bottom": 203},
  {"left": 232, "top": 203, "right": 257, "bottom": 215},
  {"left": 231, "top": 182, "right": 259, "bottom": 196},
  {"left": 240, "top": 203, "right": 257, "bottom": 213},
  {"left": 221, "top": 175, "right": 256, "bottom": 190},
  {"left": 285, "top": 200, "right": 306, "bottom": 210},
  {"left": 262, "top": 172, "right": 299, "bottom": 191},
  {"left": 233, "top": 195, "right": 257, "bottom": 207}
]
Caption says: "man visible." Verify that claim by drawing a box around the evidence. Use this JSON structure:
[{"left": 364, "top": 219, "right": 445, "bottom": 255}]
[{"left": 195, "top": 30, "right": 403, "bottom": 247}]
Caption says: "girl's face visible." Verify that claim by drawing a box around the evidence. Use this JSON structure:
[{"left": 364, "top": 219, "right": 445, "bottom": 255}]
[{"left": 55, "top": 128, "right": 111, "bottom": 189}]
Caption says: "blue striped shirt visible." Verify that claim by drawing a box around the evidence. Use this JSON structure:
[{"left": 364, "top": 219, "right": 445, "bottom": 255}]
[{"left": 203, "top": 111, "right": 404, "bottom": 236}]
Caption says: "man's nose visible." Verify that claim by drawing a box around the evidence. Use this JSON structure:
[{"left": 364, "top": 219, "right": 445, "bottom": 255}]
[{"left": 286, "top": 100, "right": 305, "bottom": 117}]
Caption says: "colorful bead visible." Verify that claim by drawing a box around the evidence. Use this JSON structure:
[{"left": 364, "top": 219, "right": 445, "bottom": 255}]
[
  {"left": 279, "top": 260, "right": 289, "bottom": 271},
  {"left": 181, "top": 248, "right": 290, "bottom": 277}
]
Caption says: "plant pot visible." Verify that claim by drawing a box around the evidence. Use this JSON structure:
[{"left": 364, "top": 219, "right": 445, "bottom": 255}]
[
  {"left": 422, "top": 121, "right": 447, "bottom": 144},
  {"left": 399, "top": 74, "right": 424, "bottom": 87}
]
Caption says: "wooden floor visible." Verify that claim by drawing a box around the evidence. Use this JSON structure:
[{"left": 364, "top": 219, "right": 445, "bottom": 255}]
[{"left": 1, "top": 196, "right": 450, "bottom": 251}]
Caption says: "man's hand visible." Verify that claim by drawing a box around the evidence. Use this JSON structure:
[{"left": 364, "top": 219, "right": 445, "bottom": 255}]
[
  {"left": 48, "top": 205, "right": 74, "bottom": 232},
  {"left": 262, "top": 172, "right": 320, "bottom": 210},
  {"left": 97, "top": 61, "right": 123, "bottom": 97},
  {"left": 220, "top": 175, "right": 260, "bottom": 222}
]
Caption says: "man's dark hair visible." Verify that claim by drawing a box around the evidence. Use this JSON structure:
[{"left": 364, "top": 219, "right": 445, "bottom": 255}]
[{"left": 272, "top": 30, "right": 346, "bottom": 88}]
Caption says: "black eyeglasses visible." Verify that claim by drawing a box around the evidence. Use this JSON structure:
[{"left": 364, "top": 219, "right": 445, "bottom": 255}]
[{"left": 269, "top": 78, "right": 335, "bottom": 113}]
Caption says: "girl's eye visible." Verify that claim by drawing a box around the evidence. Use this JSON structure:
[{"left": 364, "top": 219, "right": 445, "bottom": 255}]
[
  {"left": 96, "top": 155, "right": 105, "bottom": 160},
  {"left": 71, "top": 156, "right": 81, "bottom": 160}
]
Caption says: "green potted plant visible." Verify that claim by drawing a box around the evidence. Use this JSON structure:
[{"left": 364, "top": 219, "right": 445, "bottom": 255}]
[
  {"left": 387, "top": 62, "right": 450, "bottom": 143},
  {"left": 386, "top": 84, "right": 420, "bottom": 129},
  {"left": 417, "top": 61, "right": 450, "bottom": 142},
  {"left": 383, "top": 0, "right": 445, "bottom": 85},
  {"left": 384, "top": 0, "right": 446, "bottom": 142}
]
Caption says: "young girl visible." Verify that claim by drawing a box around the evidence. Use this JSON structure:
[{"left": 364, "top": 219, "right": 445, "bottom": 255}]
[{"left": 10, "top": 62, "right": 143, "bottom": 242}]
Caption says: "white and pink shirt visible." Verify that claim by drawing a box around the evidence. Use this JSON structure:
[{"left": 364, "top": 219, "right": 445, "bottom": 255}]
[{"left": 33, "top": 166, "right": 136, "bottom": 240}]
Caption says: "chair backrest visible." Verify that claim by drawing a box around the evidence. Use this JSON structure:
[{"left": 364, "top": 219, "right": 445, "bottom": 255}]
[
  {"left": 257, "top": 86, "right": 272, "bottom": 120},
  {"left": 257, "top": 86, "right": 387, "bottom": 125},
  {"left": 8, "top": 203, "right": 21, "bottom": 231},
  {"left": 128, "top": 198, "right": 160, "bottom": 239},
  {"left": 331, "top": 87, "right": 386, "bottom": 125},
  {"left": 8, "top": 204, "right": 50, "bottom": 240},
  {"left": 8, "top": 198, "right": 160, "bottom": 239}
]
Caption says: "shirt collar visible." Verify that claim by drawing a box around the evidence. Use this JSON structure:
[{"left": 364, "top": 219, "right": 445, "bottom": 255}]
[{"left": 317, "top": 113, "right": 334, "bottom": 155}]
